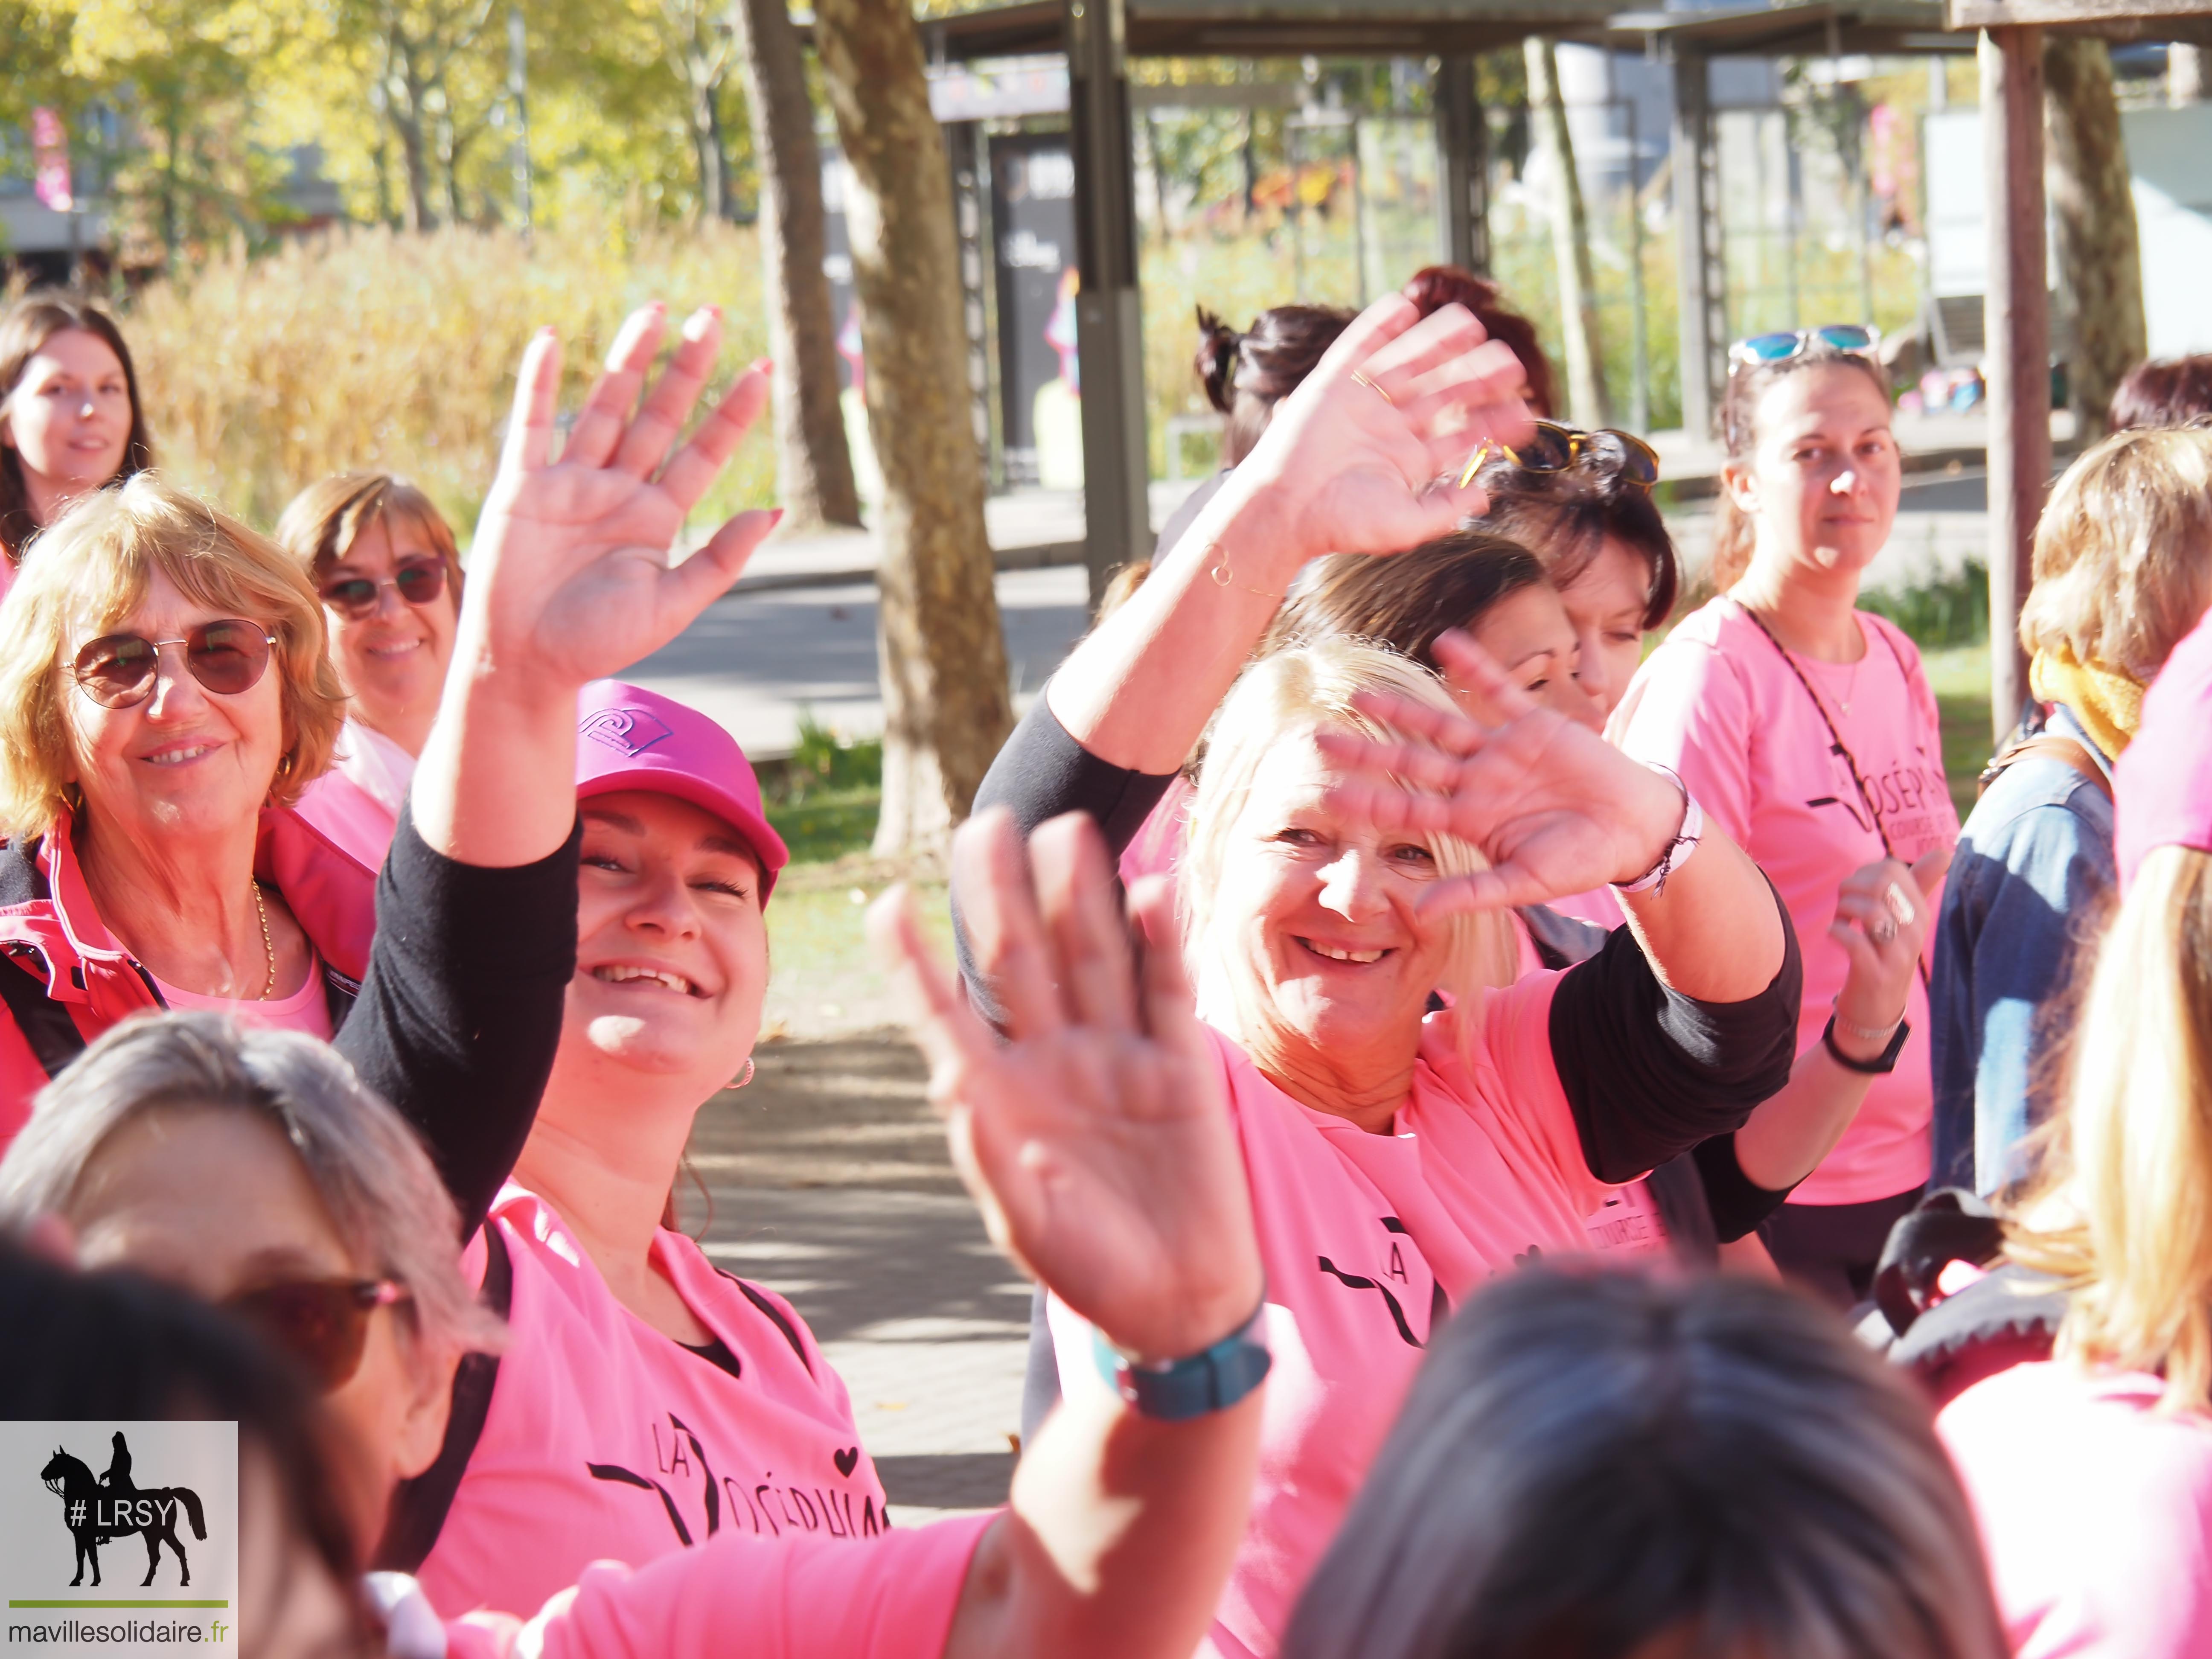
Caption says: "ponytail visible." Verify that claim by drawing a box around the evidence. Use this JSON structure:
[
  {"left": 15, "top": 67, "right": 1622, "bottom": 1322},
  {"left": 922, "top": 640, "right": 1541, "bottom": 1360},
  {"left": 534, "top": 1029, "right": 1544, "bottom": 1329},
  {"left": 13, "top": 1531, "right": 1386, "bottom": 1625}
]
[{"left": 1708, "top": 491, "right": 1756, "bottom": 594}]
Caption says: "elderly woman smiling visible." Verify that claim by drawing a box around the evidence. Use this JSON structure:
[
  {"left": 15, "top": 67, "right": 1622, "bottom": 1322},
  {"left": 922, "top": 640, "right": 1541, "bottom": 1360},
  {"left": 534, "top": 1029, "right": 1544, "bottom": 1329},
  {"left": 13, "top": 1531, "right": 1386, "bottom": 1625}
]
[
  {"left": 0, "top": 477, "right": 372, "bottom": 1142},
  {"left": 965, "top": 292, "right": 1803, "bottom": 1659}
]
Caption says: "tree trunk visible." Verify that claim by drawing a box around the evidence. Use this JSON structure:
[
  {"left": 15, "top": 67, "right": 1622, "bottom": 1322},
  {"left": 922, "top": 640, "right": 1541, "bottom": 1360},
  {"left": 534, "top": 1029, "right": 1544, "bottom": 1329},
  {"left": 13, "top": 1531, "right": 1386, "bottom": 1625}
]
[
  {"left": 1525, "top": 36, "right": 1610, "bottom": 426},
  {"left": 388, "top": 33, "right": 436, "bottom": 231},
  {"left": 812, "top": 0, "right": 1012, "bottom": 853},
  {"left": 2044, "top": 36, "right": 2145, "bottom": 441},
  {"left": 691, "top": 66, "right": 729, "bottom": 221},
  {"left": 732, "top": 0, "right": 863, "bottom": 531}
]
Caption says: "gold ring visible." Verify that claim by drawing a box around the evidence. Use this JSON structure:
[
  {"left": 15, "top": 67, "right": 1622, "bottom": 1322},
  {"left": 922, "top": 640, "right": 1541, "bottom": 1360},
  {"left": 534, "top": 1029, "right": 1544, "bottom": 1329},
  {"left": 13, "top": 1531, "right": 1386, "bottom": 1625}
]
[{"left": 1350, "top": 370, "right": 1394, "bottom": 406}]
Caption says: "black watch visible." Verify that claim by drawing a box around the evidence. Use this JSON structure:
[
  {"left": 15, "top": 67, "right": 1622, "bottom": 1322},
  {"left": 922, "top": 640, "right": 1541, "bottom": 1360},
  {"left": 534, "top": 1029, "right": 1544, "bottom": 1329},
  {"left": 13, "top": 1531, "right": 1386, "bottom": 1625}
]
[{"left": 1822, "top": 1013, "right": 1910, "bottom": 1075}]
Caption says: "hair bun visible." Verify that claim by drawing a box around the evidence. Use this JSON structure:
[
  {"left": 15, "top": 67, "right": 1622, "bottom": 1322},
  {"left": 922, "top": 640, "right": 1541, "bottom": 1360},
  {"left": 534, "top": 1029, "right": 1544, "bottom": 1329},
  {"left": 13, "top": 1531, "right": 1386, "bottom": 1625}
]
[{"left": 1195, "top": 307, "right": 1242, "bottom": 416}]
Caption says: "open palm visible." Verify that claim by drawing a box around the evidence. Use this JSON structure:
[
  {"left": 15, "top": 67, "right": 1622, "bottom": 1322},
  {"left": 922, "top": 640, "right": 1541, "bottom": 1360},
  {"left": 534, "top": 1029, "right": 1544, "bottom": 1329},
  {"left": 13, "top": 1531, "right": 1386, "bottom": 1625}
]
[
  {"left": 870, "top": 809, "right": 1263, "bottom": 1364},
  {"left": 1317, "top": 629, "right": 1688, "bottom": 911},
  {"left": 467, "top": 304, "right": 777, "bottom": 695},
  {"left": 1233, "top": 294, "right": 1535, "bottom": 565}
]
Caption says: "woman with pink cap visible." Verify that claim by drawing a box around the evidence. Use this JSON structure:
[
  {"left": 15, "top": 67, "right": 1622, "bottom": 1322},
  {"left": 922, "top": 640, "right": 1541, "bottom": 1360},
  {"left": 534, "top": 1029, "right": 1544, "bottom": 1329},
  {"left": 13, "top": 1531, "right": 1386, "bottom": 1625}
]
[{"left": 1933, "top": 603, "right": 2212, "bottom": 1656}]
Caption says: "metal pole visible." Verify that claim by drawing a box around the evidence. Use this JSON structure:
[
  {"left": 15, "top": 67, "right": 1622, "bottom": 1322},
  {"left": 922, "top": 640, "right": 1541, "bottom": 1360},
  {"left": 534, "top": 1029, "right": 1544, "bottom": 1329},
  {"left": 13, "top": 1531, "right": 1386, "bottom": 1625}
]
[
  {"left": 508, "top": 5, "right": 532, "bottom": 233},
  {"left": 1981, "top": 26, "right": 2049, "bottom": 743},
  {"left": 1434, "top": 55, "right": 1488, "bottom": 274},
  {"left": 1627, "top": 93, "right": 1650, "bottom": 434},
  {"left": 1067, "top": 0, "right": 1150, "bottom": 600},
  {"left": 1671, "top": 47, "right": 1724, "bottom": 437}
]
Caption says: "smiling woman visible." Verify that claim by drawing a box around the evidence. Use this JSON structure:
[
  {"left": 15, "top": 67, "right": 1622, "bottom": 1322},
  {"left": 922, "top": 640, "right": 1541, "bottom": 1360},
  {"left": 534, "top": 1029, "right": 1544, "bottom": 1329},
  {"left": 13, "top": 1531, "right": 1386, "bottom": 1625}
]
[
  {"left": 0, "top": 477, "right": 364, "bottom": 1147},
  {"left": 279, "top": 476, "right": 465, "bottom": 869},
  {"left": 0, "top": 295, "right": 155, "bottom": 589}
]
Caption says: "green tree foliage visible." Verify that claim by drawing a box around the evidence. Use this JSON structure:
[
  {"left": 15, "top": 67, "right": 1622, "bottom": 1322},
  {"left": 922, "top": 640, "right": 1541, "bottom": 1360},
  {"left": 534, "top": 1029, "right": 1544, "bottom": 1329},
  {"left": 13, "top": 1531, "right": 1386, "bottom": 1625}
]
[{"left": 0, "top": 0, "right": 758, "bottom": 252}]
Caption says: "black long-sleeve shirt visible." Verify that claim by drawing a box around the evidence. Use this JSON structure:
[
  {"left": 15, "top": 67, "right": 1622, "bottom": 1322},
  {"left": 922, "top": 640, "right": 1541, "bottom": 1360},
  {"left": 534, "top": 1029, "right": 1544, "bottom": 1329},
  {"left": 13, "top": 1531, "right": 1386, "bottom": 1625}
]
[{"left": 336, "top": 803, "right": 581, "bottom": 1242}]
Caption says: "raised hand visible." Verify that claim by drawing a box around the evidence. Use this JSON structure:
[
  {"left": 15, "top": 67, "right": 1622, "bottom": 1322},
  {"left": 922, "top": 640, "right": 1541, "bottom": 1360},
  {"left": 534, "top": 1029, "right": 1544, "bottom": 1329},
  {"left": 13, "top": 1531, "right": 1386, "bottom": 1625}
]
[
  {"left": 1314, "top": 628, "right": 1688, "bottom": 913},
  {"left": 1230, "top": 294, "right": 1534, "bottom": 570},
  {"left": 1831, "top": 846, "right": 1952, "bottom": 1050},
  {"left": 869, "top": 809, "right": 1262, "bottom": 1364},
  {"left": 464, "top": 303, "right": 777, "bottom": 698}
]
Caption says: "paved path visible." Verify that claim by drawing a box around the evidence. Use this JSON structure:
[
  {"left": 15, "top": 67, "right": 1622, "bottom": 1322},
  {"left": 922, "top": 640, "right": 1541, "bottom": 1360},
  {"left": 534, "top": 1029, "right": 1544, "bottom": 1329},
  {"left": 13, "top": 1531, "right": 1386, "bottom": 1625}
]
[
  {"left": 679, "top": 1034, "right": 1030, "bottom": 1526},
  {"left": 634, "top": 467, "right": 1997, "bottom": 762}
]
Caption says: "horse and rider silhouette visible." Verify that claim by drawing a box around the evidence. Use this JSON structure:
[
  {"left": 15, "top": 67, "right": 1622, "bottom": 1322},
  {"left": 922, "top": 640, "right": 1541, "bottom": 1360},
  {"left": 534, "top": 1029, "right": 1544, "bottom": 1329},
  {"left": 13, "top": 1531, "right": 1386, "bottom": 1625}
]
[{"left": 39, "top": 1432, "right": 206, "bottom": 1588}]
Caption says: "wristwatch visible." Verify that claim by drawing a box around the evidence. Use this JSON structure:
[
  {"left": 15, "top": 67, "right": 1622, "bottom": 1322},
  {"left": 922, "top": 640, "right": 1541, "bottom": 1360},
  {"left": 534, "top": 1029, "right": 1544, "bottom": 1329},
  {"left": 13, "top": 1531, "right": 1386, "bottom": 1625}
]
[
  {"left": 1091, "top": 1300, "right": 1272, "bottom": 1421},
  {"left": 1822, "top": 1013, "right": 1911, "bottom": 1074}
]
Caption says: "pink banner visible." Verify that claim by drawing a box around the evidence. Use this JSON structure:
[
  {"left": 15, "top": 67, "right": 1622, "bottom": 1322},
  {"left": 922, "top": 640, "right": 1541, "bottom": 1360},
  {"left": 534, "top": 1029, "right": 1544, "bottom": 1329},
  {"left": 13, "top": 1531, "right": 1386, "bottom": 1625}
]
[{"left": 32, "top": 107, "right": 72, "bottom": 213}]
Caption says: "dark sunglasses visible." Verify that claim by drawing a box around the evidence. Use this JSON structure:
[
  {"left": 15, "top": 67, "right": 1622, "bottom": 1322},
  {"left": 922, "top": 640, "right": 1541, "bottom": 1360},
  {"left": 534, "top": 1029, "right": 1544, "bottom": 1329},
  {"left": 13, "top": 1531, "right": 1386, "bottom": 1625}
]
[
  {"left": 70, "top": 620, "right": 278, "bottom": 710},
  {"left": 224, "top": 1277, "right": 408, "bottom": 1392},
  {"left": 1728, "top": 324, "right": 1879, "bottom": 372},
  {"left": 317, "top": 559, "right": 448, "bottom": 621},
  {"left": 1458, "top": 419, "right": 1660, "bottom": 491}
]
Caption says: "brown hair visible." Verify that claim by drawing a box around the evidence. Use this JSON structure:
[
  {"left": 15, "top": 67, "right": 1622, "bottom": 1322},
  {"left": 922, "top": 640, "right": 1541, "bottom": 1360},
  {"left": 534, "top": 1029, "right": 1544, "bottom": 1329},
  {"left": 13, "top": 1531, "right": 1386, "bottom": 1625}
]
[
  {"left": 2017, "top": 424, "right": 2212, "bottom": 682},
  {"left": 1474, "top": 456, "right": 1679, "bottom": 630},
  {"left": 1195, "top": 304, "right": 1355, "bottom": 466},
  {"left": 1265, "top": 531, "right": 1551, "bottom": 669},
  {"left": 1708, "top": 349, "right": 1892, "bottom": 592},
  {"left": 2109, "top": 356, "right": 2212, "bottom": 433},
  {"left": 273, "top": 473, "right": 463, "bottom": 594},
  {"left": 0, "top": 295, "right": 155, "bottom": 566},
  {"left": 1402, "top": 265, "right": 1558, "bottom": 421},
  {"left": 0, "top": 474, "right": 345, "bottom": 838},
  {"left": 1284, "top": 1267, "right": 2009, "bottom": 1659}
]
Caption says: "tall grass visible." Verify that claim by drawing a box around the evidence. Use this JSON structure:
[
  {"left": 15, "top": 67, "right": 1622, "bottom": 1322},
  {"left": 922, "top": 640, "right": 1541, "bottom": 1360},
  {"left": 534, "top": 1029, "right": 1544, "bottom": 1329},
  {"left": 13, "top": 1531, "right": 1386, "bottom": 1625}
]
[{"left": 122, "top": 216, "right": 775, "bottom": 541}]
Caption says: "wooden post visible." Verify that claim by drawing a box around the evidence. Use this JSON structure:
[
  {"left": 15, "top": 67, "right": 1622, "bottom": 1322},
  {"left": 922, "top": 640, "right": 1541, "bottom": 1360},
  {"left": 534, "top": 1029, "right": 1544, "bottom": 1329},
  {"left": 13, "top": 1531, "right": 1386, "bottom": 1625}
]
[{"left": 1980, "top": 26, "right": 2049, "bottom": 743}]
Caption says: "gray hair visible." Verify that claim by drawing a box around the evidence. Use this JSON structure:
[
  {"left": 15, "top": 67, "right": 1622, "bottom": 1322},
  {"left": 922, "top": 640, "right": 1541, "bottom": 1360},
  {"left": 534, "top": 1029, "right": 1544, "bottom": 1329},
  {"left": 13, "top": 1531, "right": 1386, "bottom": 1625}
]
[
  {"left": 1282, "top": 1267, "right": 2008, "bottom": 1659},
  {"left": 0, "top": 1011, "right": 502, "bottom": 1363}
]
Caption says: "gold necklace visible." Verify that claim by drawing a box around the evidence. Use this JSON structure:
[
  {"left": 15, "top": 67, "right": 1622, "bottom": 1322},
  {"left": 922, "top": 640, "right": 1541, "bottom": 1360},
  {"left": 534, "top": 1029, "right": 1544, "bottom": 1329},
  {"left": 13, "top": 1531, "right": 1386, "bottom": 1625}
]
[{"left": 250, "top": 880, "right": 275, "bottom": 1001}]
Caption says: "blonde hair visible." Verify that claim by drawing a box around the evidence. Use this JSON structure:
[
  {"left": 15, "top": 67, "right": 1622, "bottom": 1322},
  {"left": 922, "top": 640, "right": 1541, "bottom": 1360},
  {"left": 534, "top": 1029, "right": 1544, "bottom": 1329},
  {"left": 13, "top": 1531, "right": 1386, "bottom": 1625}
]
[
  {"left": 2006, "top": 845, "right": 2212, "bottom": 1412},
  {"left": 1181, "top": 639, "right": 1520, "bottom": 1036},
  {"left": 274, "top": 472, "right": 463, "bottom": 592},
  {"left": 0, "top": 474, "right": 344, "bottom": 841},
  {"left": 2018, "top": 425, "right": 2212, "bottom": 681}
]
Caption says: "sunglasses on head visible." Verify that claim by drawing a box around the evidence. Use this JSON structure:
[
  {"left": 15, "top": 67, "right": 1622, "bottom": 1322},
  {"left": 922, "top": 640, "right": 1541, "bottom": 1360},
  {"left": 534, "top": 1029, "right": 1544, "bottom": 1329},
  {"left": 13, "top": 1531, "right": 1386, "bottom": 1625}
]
[
  {"left": 317, "top": 559, "right": 448, "bottom": 622},
  {"left": 223, "top": 1277, "right": 409, "bottom": 1393},
  {"left": 1728, "top": 325, "right": 1880, "bottom": 373},
  {"left": 1458, "top": 419, "right": 1660, "bottom": 491},
  {"left": 70, "top": 620, "right": 278, "bottom": 710}
]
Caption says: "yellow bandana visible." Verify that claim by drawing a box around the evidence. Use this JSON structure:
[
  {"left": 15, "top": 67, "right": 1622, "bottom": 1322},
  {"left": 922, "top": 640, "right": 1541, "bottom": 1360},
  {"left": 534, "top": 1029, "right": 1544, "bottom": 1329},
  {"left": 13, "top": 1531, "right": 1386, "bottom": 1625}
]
[{"left": 2029, "top": 645, "right": 2142, "bottom": 758}]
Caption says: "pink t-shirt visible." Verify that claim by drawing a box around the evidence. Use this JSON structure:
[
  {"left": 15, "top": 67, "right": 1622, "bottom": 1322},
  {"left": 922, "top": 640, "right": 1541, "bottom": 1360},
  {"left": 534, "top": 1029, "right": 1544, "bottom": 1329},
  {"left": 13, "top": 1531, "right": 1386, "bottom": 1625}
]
[
  {"left": 439, "top": 1515, "right": 995, "bottom": 1659},
  {"left": 419, "top": 1186, "right": 892, "bottom": 1620},
  {"left": 1613, "top": 598, "right": 1955, "bottom": 1205},
  {"left": 1940, "top": 1360, "right": 2212, "bottom": 1656},
  {"left": 1053, "top": 991, "right": 1612, "bottom": 1659},
  {"left": 150, "top": 955, "right": 335, "bottom": 1040}
]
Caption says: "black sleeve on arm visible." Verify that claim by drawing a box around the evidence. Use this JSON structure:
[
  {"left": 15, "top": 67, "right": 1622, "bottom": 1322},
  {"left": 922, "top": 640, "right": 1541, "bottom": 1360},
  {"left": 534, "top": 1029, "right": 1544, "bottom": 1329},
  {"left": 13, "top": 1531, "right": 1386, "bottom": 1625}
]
[
  {"left": 1692, "top": 1132, "right": 1799, "bottom": 1243},
  {"left": 955, "top": 694, "right": 1181, "bottom": 1025},
  {"left": 1549, "top": 877, "right": 1804, "bottom": 1184},
  {"left": 336, "top": 803, "right": 582, "bottom": 1242}
]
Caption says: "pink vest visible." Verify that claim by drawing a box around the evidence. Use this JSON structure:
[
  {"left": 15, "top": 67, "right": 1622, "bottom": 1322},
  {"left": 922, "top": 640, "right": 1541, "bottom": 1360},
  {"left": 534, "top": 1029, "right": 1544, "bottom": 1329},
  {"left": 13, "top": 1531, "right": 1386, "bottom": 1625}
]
[{"left": 419, "top": 1187, "right": 891, "bottom": 1619}]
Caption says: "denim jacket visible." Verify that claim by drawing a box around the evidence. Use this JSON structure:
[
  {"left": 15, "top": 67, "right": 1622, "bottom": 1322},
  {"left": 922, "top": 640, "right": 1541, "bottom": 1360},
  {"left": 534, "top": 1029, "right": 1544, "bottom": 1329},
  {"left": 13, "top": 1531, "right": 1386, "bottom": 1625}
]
[{"left": 1929, "top": 703, "right": 2114, "bottom": 1194}]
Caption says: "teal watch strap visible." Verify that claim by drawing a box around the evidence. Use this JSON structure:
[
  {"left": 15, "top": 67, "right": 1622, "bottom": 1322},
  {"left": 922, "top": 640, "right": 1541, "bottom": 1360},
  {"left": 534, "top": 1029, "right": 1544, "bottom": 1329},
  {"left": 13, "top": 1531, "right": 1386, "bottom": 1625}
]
[{"left": 1092, "top": 1300, "right": 1272, "bottom": 1422}]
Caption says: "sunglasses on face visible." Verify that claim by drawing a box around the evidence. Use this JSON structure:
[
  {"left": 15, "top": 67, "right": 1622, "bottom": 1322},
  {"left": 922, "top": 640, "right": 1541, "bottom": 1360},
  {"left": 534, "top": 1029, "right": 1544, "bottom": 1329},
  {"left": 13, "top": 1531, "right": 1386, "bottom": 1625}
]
[
  {"left": 1458, "top": 419, "right": 1661, "bottom": 491},
  {"left": 317, "top": 559, "right": 448, "bottom": 622},
  {"left": 1728, "top": 324, "right": 1880, "bottom": 373},
  {"left": 70, "top": 620, "right": 278, "bottom": 710},
  {"left": 223, "top": 1277, "right": 409, "bottom": 1393}
]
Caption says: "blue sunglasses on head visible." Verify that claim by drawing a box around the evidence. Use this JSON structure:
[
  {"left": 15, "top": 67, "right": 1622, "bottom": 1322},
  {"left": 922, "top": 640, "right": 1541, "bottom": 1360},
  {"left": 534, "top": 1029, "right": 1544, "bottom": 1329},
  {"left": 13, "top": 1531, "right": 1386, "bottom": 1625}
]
[{"left": 1729, "top": 325, "right": 1880, "bottom": 372}]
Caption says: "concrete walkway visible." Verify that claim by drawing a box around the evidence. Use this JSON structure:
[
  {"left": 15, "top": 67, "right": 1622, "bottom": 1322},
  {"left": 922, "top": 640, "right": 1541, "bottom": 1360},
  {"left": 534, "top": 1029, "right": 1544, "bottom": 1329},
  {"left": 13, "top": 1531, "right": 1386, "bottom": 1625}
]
[{"left": 680, "top": 1034, "right": 1030, "bottom": 1526}]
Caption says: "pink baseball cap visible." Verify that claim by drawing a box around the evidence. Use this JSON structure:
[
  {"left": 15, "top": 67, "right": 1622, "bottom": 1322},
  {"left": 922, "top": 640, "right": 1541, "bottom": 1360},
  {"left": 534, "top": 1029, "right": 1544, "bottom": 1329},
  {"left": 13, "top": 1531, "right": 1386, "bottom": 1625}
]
[
  {"left": 574, "top": 681, "right": 790, "bottom": 901},
  {"left": 2116, "top": 605, "right": 2212, "bottom": 893}
]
